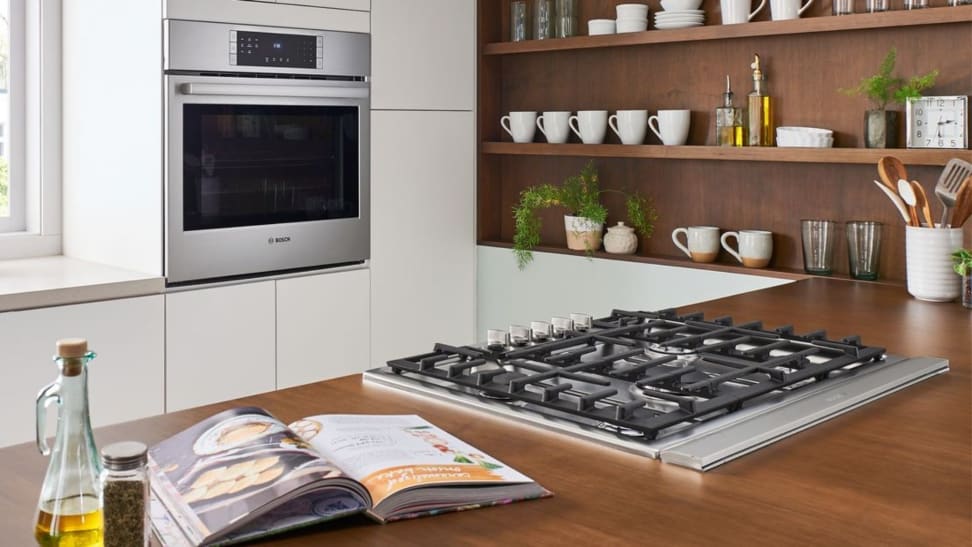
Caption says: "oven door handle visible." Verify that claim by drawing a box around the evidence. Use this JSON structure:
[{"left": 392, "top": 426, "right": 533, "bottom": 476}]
[{"left": 178, "top": 82, "right": 368, "bottom": 100}]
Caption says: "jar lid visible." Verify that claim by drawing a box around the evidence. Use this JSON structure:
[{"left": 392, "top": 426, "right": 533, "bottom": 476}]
[
  {"left": 101, "top": 441, "right": 148, "bottom": 470},
  {"left": 608, "top": 221, "right": 634, "bottom": 233},
  {"left": 56, "top": 338, "right": 88, "bottom": 358}
]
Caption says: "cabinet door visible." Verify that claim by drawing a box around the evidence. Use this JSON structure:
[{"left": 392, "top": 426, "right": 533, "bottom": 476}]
[
  {"left": 371, "top": 0, "right": 475, "bottom": 110},
  {"left": 0, "top": 296, "right": 164, "bottom": 448},
  {"left": 276, "top": 269, "right": 370, "bottom": 389},
  {"left": 371, "top": 110, "right": 475, "bottom": 365},
  {"left": 165, "top": 282, "right": 275, "bottom": 412}
]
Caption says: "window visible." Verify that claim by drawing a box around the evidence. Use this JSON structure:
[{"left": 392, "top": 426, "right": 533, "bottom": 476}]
[{"left": 0, "top": 0, "right": 60, "bottom": 258}]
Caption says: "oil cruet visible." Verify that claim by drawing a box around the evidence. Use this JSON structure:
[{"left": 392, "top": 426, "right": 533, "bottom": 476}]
[{"left": 34, "top": 338, "right": 103, "bottom": 546}]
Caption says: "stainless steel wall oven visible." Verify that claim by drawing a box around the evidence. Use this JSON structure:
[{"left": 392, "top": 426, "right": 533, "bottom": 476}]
[{"left": 164, "top": 20, "right": 370, "bottom": 284}]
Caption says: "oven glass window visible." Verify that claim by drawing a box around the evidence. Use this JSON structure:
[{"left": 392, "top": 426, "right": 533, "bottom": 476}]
[{"left": 182, "top": 104, "right": 359, "bottom": 231}]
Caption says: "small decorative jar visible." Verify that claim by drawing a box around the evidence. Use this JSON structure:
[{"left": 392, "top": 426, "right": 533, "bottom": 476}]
[
  {"left": 101, "top": 441, "right": 150, "bottom": 547},
  {"left": 962, "top": 274, "right": 971, "bottom": 309},
  {"left": 604, "top": 222, "right": 638, "bottom": 254}
]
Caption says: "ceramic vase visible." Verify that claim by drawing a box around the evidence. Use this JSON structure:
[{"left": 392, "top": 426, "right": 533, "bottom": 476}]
[
  {"left": 864, "top": 109, "right": 898, "bottom": 148},
  {"left": 564, "top": 215, "right": 603, "bottom": 252}
]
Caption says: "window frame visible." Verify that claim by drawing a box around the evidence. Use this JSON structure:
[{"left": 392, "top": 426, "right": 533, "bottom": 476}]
[{"left": 0, "top": 0, "right": 60, "bottom": 259}]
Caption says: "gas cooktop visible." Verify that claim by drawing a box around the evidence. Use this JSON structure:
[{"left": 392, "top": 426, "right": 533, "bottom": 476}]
[{"left": 364, "top": 309, "right": 948, "bottom": 471}]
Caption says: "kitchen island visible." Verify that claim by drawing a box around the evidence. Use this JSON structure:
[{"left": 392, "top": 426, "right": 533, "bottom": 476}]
[{"left": 1, "top": 278, "right": 969, "bottom": 545}]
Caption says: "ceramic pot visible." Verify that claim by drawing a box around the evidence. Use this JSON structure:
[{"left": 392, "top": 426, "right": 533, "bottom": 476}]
[
  {"left": 962, "top": 274, "right": 971, "bottom": 309},
  {"left": 604, "top": 222, "right": 638, "bottom": 254},
  {"left": 864, "top": 109, "right": 898, "bottom": 148},
  {"left": 564, "top": 215, "right": 603, "bottom": 252}
]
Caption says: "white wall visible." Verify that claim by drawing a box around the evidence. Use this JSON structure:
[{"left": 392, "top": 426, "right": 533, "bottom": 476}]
[{"left": 477, "top": 245, "right": 792, "bottom": 341}]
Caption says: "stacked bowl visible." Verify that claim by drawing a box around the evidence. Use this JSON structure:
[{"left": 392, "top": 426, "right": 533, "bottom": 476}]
[
  {"left": 654, "top": 0, "right": 705, "bottom": 30},
  {"left": 776, "top": 126, "right": 834, "bottom": 148},
  {"left": 616, "top": 3, "right": 649, "bottom": 33}
]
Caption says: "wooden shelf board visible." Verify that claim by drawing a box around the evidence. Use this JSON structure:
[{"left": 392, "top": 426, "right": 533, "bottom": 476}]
[
  {"left": 481, "top": 142, "right": 972, "bottom": 166},
  {"left": 483, "top": 7, "right": 972, "bottom": 55},
  {"left": 478, "top": 240, "right": 906, "bottom": 286}
]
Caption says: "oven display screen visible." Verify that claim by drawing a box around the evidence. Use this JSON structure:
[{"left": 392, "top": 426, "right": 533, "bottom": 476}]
[{"left": 235, "top": 31, "right": 318, "bottom": 69}]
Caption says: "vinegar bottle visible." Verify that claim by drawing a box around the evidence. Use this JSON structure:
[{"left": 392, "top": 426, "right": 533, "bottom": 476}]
[
  {"left": 34, "top": 338, "right": 103, "bottom": 546},
  {"left": 746, "top": 54, "right": 774, "bottom": 147}
]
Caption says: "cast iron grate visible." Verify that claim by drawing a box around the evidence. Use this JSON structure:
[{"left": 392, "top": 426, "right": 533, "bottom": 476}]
[{"left": 387, "top": 309, "right": 886, "bottom": 440}]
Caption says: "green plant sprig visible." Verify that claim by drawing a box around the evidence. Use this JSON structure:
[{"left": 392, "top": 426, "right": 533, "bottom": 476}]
[
  {"left": 839, "top": 47, "right": 938, "bottom": 111},
  {"left": 953, "top": 248, "right": 972, "bottom": 277}
]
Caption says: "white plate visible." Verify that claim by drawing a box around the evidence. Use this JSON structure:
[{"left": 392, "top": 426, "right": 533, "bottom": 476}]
[
  {"left": 658, "top": 9, "right": 705, "bottom": 14},
  {"left": 654, "top": 21, "right": 704, "bottom": 29},
  {"left": 655, "top": 15, "right": 705, "bottom": 23}
]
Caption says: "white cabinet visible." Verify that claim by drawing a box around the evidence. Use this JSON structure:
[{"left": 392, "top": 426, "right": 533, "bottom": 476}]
[
  {"left": 0, "top": 296, "right": 164, "bottom": 448},
  {"left": 277, "top": 269, "right": 370, "bottom": 388},
  {"left": 165, "top": 282, "right": 276, "bottom": 412},
  {"left": 371, "top": 0, "right": 475, "bottom": 110},
  {"left": 371, "top": 111, "right": 476, "bottom": 365}
]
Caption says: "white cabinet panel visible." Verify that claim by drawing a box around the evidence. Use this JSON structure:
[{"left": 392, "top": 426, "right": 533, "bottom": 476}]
[
  {"left": 371, "top": 0, "right": 475, "bottom": 110},
  {"left": 277, "top": 269, "right": 370, "bottom": 388},
  {"left": 165, "top": 282, "right": 276, "bottom": 412},
  {"left": 0, "top": 296, "right": 164, "bottom": 448},
  {"left": 371, "top": 111, "right": 475, "bottom": 365},
  {"left": 165, "top": 0, "right": 371, "bottom": 32}
]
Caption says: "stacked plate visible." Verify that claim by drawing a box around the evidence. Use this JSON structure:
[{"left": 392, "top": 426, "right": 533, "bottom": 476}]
[
  {"left": 654, "top": 9, "right": 705, "bottom": 30},
  {"left": 776, "top": 126, "right": 834, "bottom": 148}
]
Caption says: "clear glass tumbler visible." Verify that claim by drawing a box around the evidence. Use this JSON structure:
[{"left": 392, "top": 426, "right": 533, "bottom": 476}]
[
  {"left": 554, "top": 0, "right": 578, "bottom": 38},
  {"left": 510, "top": 1, "right": 530, "bottom": 42},
  {"left": 801, "top": 219, "right": 837, "bottom": 275},
  {"left": 532, "top": 0, "right": 554, "bottom": 39},
  {"left": 832, "top": 0, "right": 854, "bottom": 14},
  {"left": 846, "top": 221, "right": 882, "bottom": 281},
  {"left": 904, "top": 0, "right": 928, "bottom": 8},
  {"left": 866, "top": 0, "right": 889, "bottom": 11}
]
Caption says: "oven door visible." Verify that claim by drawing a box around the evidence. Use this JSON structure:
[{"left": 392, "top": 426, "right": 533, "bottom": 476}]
[{"left": 165, "top": 74, "right": 370, "bottom": 284}]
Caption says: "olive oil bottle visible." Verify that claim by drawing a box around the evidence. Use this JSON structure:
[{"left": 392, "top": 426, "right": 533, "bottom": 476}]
[
  {"left": 34, "top": 339, "right": 103, "bottom": 546},
  {"left": 746, "top": 54, "right": 774, "bottom": 147}
]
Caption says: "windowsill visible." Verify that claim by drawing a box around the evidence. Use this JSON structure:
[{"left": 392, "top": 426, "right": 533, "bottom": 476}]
[{"left": 0, "top": 256, "right": 164, "bottom": 312}]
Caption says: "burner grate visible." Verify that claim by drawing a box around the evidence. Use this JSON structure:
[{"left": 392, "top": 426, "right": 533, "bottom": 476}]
[{"left": 387, "top": 309, "right": 886, "bottom": 440}]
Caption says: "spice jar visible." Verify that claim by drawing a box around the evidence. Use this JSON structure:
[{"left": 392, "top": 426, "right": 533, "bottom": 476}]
[
  {"left": 101, "top": 441, "right": 150, "bottom": 547},
  {"left": 604, "top": 222, "right": 638, "bottom": 254}
]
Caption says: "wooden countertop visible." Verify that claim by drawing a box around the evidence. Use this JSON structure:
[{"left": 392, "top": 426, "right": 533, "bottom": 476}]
[{"left": 2, "top": 278, "right": 969, "bottom": 545}]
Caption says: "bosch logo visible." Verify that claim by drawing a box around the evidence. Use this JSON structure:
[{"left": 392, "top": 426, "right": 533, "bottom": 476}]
[{"left": 267, "top": 236, "right": 291, "bottom": 245}]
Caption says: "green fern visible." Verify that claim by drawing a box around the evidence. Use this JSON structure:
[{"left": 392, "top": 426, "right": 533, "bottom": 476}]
[{"left": 839, "top": 47, "right": 938, "bottom": 110}]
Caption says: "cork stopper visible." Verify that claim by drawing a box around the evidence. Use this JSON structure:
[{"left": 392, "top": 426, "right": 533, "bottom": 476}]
[{"left": 56, "top": 338, "right": 88, "bottom": 358}]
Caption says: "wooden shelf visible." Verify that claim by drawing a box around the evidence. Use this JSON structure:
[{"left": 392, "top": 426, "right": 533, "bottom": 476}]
[
  {"left": 477, "top": 241, "right": 906, "bottom": 286},
  {"left": 482, "top": 142, "right": 971, "bottom": 166},
  {"left": 483, "top": 6, "right": 972, "bottom": 55}
]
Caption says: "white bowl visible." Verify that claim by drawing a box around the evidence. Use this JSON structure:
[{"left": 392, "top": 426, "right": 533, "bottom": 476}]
[
  {"left": 776, "top": 126, "right": 833, "bottom": 136},
  {"left": 616, "top": 19, "right": 649, "bottom": 32},
  {"left": 588, "top": 19, "right": 617, "bottom": 35},
  {"left": 661, "top": 0, "right": 704, "bottom": 10},
  {"left": 616, "top": 3, "right": 650, "bottom": 19}
]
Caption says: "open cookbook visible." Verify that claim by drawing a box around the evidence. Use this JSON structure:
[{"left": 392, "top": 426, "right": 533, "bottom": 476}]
[{"left": 148, "top": 407, "right": 551, "bottom": 546}]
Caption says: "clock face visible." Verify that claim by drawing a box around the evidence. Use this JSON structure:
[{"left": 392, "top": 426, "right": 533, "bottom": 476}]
[{"left": 906, "top": 96, "right": 969, "bottom": 149}]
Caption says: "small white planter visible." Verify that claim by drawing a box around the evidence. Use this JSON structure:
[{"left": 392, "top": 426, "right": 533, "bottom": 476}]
[{"left": 564, "top": 215, "right": 604, "bottom": 252}]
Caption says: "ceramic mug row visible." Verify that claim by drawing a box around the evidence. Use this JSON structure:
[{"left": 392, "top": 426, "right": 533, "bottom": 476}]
[
  {"left": 672, "top": 226, "right": 773, "bottom": 268},
  {"left": 501, "top": 110, "right": 691, "bottom": 145}
]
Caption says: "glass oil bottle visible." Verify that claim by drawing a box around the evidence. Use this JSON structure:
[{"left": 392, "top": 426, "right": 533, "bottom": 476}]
[
  {"left": 716, "top": 75, "right": 745, "bottom": 146},
  {"left": 746, "top": 54, "right": 774, "bottom": 147},
  {"left": 34, "top": 338, "right": 103, "bottom": 546}
]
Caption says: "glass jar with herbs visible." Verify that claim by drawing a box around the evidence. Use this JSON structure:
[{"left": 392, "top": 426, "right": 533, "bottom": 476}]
[{"left": 101, "top": 441, "right": 150, "bottom": 547}]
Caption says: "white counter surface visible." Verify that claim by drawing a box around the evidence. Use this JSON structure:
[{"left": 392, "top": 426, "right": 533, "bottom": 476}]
[{"left": 0, "top": 256, "right": 163, "bottom": 312}]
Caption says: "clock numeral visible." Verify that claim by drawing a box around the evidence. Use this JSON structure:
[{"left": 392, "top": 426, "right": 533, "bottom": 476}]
[
  {"left": 917, "top": 108, "right": 924, "bottom": 115},
  {"left": 925, "top": 138, "right": 932, "bottom": 145},
  {"left": 937, "top": 100, "right": 945, "bottom": 108},
  {"left": 950, "top": 139, "right": 957, "bottom": 147},
  {"left": 917, "top": 130, "right": 922, "bottom": 138},
  {"left": 916, "top": 120, "right": 922, "bottom": 127}
]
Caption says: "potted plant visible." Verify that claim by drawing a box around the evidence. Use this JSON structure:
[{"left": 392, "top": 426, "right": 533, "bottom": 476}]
[
  {"left": 952, "top": 248, "right": 972, "bottom": 309},
  {"left": 839, "top": 47, "right": 938, "bottom": 148},
  {"left": 512, "top": 161, "right": 657, "bottom": 269}
]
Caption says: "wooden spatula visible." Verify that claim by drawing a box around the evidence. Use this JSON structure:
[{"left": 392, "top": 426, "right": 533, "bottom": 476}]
[
  {"left": 950, "top": 175, "right": 972, "bottom": 228},
  {"left": 910, "top": 181, "right": 934, "bottom": 228}
]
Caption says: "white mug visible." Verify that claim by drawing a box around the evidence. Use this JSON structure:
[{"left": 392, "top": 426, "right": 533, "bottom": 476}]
[
  {"left": 721, "top": 230, "right": 773, "bottom": 268},
  {"left": 770, "top": 0, "right": 813, "bottom": 19},
  {"left": 536, "top": 111, "right": 572, "bottom": 144},
  {"left": 569, "top": 110, "right": 609, "bottom": 144},
  {"left": 721, "top": 0, "right": 768, "bottom": 24},
  {"left": 608, "top": 110, "right": 648, "bottom": 145},
  {"left": 672, "top": 226, "right": 720, "bottom": 263},
  {"left": 501, "top": 111, "right": 538, "bottom": 143},
  {"left": 648, "top": 109, "right": 691, "bottom": 146}
]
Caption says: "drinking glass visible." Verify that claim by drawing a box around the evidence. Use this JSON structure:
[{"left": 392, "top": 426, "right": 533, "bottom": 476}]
[
  {"left": 509, "top": 324, "right": 530, "bottom": 346},
  {"left": 551, "top": 316, "right": 574, "bottom": 338},
  {"left": 569, "top": 313, "right": 592, "bottom": 331},
  {"left": 866, "top": 0, "right": 888, "bottom": 11},
  {"left": 801, "top": 219, "right": 837, "bottom": 275},
  {"left": 532, "top": 0, "right": 554, "bottom": 39},
  {"left": 904, "top": 0, "right": 928, "bottom": 8},
  {"left": 487, "top": 329, "right": 509, "bottom": 350},
  {"left": 510, "top": 1, "right": 530, "bottom": 42},
  {"left": 531, "top": 320, "right": 553, "bottom": 342},
  {"left": 554, "top": 0, "right": 578, "bottom": 38},
  {"left": 832, "top": 0, "right": 854, "bottom": 14},
  {"left": 846, "top": 221, "right": 882, "bottom": 281}
]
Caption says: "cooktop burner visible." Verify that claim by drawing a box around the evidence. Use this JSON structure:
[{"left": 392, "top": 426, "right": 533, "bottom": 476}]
[{"left": 364, "top": 309, "right": 949, "bottom": 470}]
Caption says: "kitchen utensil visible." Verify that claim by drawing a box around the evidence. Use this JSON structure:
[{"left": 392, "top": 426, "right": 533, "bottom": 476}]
[
  {"left": 950, "top": 175, "right": 972, "bottom": 228},
  {"left": 896, "top": 178, "right": 921, "bottom": 227},
  {"left": 910, "top": 180, "right": 934, "bottom": 228},
  {"left": 934, "top": 158, "right": 972, "bottom": 226},
  {"left": 872, "top": 180, "right": 910, "bottom": 224},
  {"left": 877, "top": 156, "right": 907, "bottom": 194}
]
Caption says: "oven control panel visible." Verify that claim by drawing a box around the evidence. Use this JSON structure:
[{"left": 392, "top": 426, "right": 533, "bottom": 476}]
[{"left": 229, "top": 30, "right": 323, "bottom": 69}]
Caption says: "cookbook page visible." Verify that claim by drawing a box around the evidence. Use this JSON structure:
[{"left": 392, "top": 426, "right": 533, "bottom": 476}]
[
  {"left": 149, "top": 407, "right": 366, "bottom": 542},
  {"left": 289, "top": 414, "right": 534, "bottom": 507}
]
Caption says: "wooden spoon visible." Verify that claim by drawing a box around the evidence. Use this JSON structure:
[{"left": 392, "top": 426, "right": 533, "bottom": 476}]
[
  {"left": 910, "top": 180, "right": 934, "bottom": 228},
  {"left": 896, "top": 178, "right": 921, "bottom": 227},
  {"left": 950, "top": 175, "right": 972, "bottom": 228},
  {"left": 878, "top": 156, "right": 908, "bottom": 194}
]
